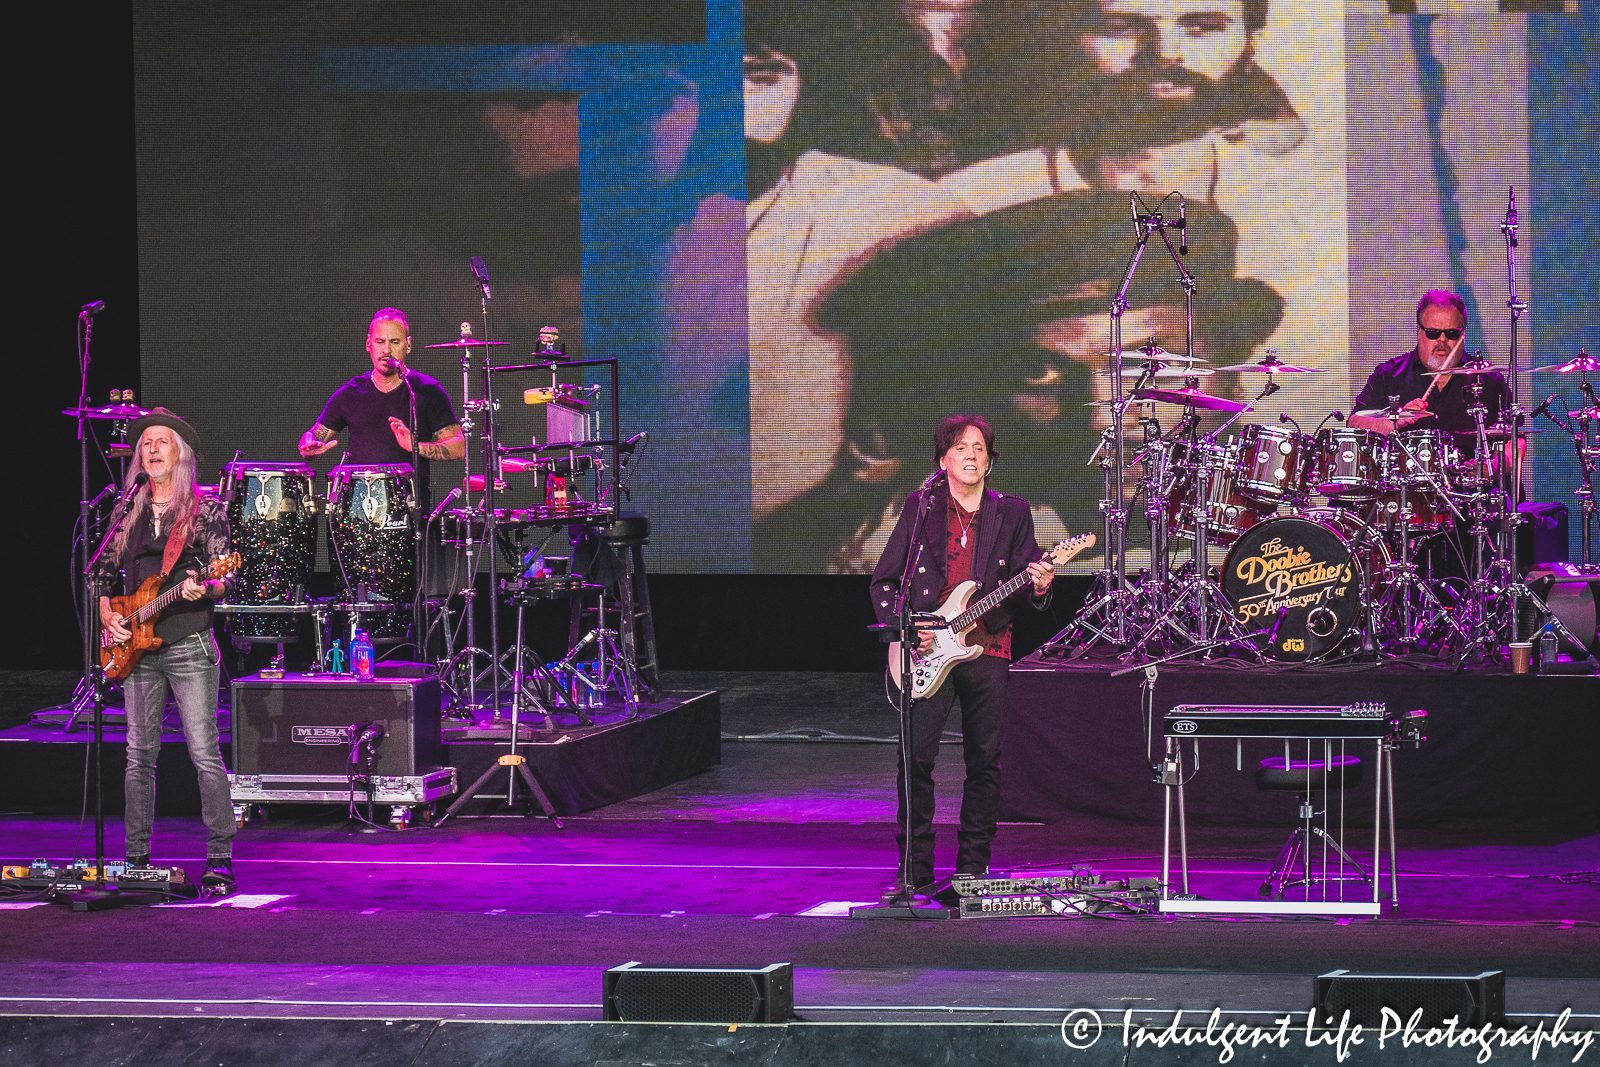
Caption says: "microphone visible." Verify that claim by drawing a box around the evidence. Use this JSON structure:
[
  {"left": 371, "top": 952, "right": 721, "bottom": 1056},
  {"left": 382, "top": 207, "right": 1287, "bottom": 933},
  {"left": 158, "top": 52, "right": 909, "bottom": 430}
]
[
  {"left": 1178, "top": 194, "right": 1187, "bottom": 255},
  {"left": 921, "top": 468, "right": 944, "bottom": 491},
  {"left": 1277, "top": 411, "right": 1300, "bottom": 432},
  {"left": 120, "top": 472, "right": 149, "bottom": 508},
  {"left": 1529, "top": 394, "right": 1558, "bottom": 420},
  {"left": 428, "top": 486, "right": 463, "bottom": 523},
  {"left": 80, "top": 300, "right": 106, "bottom": 318},
  {"left": 1505, "top": 187, "right": 1518, "bottom": 246},
  {"left": 86, "top": 483, "right": 119, "bottom": 510},
  {"left": 470, "top": 256, "right": 492, "bottom": 299},
  {"left": 1130, "top": 190, "right": 1139, "bottom": 236},
  {"left": 348, "top": 721, "right": 384, "bottom": 766}
]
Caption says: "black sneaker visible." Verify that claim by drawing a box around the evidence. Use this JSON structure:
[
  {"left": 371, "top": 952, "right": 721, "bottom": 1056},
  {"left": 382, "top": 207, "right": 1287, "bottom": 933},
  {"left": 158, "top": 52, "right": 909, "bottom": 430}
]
[
  {"left": 201, "top": 858, "right": 236, "bottom": 894},
  {"left": 125, "top": 855, "right": 151, "bottom": 870}
]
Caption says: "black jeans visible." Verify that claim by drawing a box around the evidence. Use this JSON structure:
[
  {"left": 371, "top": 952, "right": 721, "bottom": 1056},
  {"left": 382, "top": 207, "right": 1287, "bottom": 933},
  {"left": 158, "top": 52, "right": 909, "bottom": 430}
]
[{"left": 893, "top": 653, "right": 1009, "bottom": 887}]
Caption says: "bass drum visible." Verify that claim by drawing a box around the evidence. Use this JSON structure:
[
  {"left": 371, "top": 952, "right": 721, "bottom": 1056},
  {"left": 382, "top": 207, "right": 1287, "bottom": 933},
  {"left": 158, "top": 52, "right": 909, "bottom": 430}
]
[{"left": 1221, "top": 510, "right": 1389, "bottom": 662}]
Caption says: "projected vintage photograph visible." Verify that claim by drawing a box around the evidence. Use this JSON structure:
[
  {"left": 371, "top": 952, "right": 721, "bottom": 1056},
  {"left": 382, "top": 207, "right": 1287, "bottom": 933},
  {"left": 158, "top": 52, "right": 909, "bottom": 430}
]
[{"left": 745, "top": 0, "right": 1349, "bottom": 572}]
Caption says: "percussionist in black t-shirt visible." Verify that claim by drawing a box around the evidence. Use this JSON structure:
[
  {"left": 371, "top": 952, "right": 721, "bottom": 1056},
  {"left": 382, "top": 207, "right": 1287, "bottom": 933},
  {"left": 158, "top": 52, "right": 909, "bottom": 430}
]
[
  {"left": 299, "top": 307, "right": 466, "bottom": 469},
  {"left": 1347, "top": 289, "right": 1511, "bottom": 456}
]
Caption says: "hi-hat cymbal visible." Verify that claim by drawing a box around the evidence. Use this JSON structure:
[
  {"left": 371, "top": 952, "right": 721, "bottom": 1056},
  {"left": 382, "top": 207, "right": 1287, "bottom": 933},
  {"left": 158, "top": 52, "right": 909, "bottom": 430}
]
[
  {"left": 1423, "top": 362, "right": 1501, "bottom": 378},
  {"left": 1575, "top": 406, "right": 1600, "bottom": 421},
  {"left": 425, "top": 337, "right": 510, "bottom": 349},
  {"left": 1353, "top": 408, "right": 1412, "bottom": 419},
  {"left": 62, "top": 403, "right": 152, "bottom": 420},
  {"left": 1084, "top": 398, "right": 1160, "bottom": 408},
  {"left": 1533, "top": 353, "right": 1599, "bottom": 374},
  {"left": 1132, "top": 387, "right": 1253, "bottom": 412},
  {"left": 1213, "top": 358, "right": 1322, "bottom": 373}
]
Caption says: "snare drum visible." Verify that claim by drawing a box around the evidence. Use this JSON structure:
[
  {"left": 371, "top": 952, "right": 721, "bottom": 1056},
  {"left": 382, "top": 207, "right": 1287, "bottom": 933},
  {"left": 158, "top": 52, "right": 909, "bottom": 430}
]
[
  {"left": 1389, "top": 429, "right": 1458, "bottom": 489},
  {"left": 1316, "top": 428, "right": 1387, "bottom": 497},
  {"left": 1163, "top": 438, "right": 1271, "bottom": 545},
  {"left": 328, "top": 463, "right": 416, "bottom": 636},
  {"left": 1234, "top": 424, "right": 1316, "bottom": 504},
  {"left": 222, "top": 462, "right": 319, "bottom": 640}
]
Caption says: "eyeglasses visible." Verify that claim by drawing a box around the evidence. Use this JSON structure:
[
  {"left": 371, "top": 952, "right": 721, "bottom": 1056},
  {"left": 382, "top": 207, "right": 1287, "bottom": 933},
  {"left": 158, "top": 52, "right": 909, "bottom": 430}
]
[{"left": 1420, "top": 327, "right": 1463, "bottom": 341}]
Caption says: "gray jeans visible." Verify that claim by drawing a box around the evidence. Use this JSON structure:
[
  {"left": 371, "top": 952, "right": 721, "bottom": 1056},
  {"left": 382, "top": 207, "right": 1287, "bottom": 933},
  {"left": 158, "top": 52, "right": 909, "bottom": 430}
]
[{"left": 123, "top": 630, "right": 234, "bottom": 860}]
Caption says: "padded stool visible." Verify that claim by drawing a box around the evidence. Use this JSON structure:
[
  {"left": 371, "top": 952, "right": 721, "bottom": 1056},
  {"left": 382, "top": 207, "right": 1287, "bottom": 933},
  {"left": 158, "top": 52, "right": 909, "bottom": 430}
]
[{"left": 1255, "top": 753, "right": 1371, "bottom": 900}]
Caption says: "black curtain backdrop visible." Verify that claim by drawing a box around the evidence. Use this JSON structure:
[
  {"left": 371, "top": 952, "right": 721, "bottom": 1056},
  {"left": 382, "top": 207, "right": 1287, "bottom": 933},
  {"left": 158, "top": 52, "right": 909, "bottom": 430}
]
[{"left": 12, "top": 6, "right": 144, "bottom": 670}]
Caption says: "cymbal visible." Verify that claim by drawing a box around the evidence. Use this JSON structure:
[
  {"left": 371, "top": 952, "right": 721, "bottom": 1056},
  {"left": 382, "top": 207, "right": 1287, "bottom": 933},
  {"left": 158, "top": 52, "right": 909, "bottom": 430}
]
[
  {"left": 62, "top": 403, "right": 151, "bottom": 420},
  {"left": 1576, "top": 406, "right": 1600, "bottom": 421},
  {"left": 1533, "top": 354, "right": 1600, "bottom": 374},
  {"left": 1470, "top": 425, "right": 1544, "bottom": 440},
  {"left": 1107, "top": 362, "right": 1216, "bottom": 378},
  {"left": 1132, "top": 387, "right": 1253, "bottom": 412},
  {"left": 1213, "top": 359, "right": 1322, "bottom": 373},
  {"left": 1423, "top": 362, "right": 1501, "bottom": 377},
  {"left": 1084, "top": 398, "right": 1160, "bottom": 407},
  {"left": 1353, "top": 408, "right": 1413, "bottom": 419},
  {"left": 424, "top": 337, "right": 510, "bottom": 349}
]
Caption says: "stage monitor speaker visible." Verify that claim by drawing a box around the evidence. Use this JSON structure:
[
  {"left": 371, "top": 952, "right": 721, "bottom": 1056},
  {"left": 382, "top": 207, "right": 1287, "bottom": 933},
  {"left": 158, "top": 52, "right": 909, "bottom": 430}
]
[
  {"left": 232, "top": 675, "right": 443, "bottom": 777},
  {"left": 1315, "top": 969, "right": 1505, "bottom": 1028},
  {"left": 603, "top": 962, "right": 793, "bottom": 1023}
]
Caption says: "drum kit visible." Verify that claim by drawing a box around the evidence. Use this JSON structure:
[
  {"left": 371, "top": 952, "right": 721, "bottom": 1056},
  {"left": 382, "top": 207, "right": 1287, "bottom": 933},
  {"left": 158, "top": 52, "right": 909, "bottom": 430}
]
[
  {"left": 63, "top": 322, "right": 651, "bottom": 729},
  {"left": 1053, "top": 346, "right": 1599, "bottom": 666}
]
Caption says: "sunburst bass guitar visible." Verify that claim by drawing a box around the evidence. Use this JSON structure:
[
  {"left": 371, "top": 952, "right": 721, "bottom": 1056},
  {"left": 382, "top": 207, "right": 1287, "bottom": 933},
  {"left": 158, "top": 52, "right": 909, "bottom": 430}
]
[
  {"left": 100, "top": 553, "right": 241, "bottom": 680},
  {"left": 888, "top": 533, "right": 1095, "bottom": 701}
]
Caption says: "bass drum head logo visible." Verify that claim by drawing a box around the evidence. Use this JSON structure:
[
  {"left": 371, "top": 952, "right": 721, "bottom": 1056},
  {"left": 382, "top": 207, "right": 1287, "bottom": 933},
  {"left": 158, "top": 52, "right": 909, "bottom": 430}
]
[{"left": 1221, "top": 514, "right": 1377, "bottom": 663}]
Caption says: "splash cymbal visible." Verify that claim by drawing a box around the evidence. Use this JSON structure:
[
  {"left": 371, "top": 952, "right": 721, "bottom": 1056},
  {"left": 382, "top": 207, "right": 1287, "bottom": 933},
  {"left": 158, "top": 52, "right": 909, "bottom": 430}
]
[{"left": 425, "top": 337, "right": 510, "bottom": 349}]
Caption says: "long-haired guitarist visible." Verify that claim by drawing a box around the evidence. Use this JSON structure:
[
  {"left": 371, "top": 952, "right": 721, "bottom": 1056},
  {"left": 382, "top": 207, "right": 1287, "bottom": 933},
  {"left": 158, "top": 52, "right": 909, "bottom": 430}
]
[
  {"left": 870, "top": 414, "right": 1056, "bottom": 891},
  {"left": 92, "top": 407, "right": 238, "bottom": 891}
]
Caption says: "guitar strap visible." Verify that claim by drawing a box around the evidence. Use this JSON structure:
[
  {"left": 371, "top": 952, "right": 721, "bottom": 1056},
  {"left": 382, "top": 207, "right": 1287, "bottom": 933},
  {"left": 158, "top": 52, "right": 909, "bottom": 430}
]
[{"left": 158, "top": 518, "right": 189, "bottom": 580}]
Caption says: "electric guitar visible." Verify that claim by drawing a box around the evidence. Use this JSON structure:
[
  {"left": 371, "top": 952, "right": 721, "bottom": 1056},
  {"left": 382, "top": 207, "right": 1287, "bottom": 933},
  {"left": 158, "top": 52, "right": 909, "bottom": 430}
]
[
  {"left": 888, "top": 533, "right": 1095, "bottom": 701},
  {"left": 100, "top": 553, "right": 241, "bottom": 680}
]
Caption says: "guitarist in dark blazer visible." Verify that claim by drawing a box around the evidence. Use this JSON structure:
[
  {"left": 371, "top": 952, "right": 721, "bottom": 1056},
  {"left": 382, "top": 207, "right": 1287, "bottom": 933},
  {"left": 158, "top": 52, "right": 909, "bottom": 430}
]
[
  {"left": 93, "top": 408, "right": 238, "bottom": 892},
  {"left": 870, "top": 414, "right": 1054, "bottom": 889}
]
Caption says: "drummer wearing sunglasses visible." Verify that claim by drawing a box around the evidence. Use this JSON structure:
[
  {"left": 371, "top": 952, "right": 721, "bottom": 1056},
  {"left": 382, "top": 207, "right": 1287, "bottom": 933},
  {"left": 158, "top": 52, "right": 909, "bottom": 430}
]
[{"left": 1347, "top": 289, "right": 1508, "bottom": 445}]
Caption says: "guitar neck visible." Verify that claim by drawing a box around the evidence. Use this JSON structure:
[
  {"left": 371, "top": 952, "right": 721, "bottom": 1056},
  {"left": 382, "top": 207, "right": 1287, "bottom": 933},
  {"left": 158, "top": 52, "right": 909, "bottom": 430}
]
[
  {"left": 135, "top": 581, "right": 188, "bottom": 624},
  {"left": 951, "top": 568, "right": 1034, "bottom": 634}
]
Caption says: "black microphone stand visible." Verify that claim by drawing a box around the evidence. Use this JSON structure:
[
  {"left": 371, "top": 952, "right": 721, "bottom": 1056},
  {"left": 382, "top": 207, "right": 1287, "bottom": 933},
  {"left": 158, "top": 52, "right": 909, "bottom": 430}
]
[
  {"left": 75, "top": 478, "right": 143, "bottom": 910},
  {"left": 852, "top": 474, "right": 953, "bottom": 919},
  {"left": 403, "top": 369, "right": 425, "bottom": 660}
]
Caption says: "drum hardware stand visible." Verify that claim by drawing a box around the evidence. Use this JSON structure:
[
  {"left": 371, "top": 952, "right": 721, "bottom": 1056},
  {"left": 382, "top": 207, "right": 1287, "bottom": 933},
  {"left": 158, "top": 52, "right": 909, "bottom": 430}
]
[
  {"left": 1541, "top": 382, "right": 1597, "bottom": 566},
  {"left": 1051, "top": 198, "right": 1195, "bottom": 657},
  {"left": 1380, "top": 404, "right": 1469, "bottom": 648},
  {"left": 554, "top": 589, "right": 638, "bottom": 716}
]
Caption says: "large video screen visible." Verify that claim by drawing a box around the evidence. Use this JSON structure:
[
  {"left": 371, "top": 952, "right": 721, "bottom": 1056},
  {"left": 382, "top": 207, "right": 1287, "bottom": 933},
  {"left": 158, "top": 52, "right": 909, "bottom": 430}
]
[{"left": 134, "top": 1, "right": 1599, "bottom": 573}]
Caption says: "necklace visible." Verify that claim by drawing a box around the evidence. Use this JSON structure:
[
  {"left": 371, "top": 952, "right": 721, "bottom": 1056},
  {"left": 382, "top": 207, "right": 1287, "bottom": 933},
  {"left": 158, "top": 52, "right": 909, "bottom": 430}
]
[{"left": 953, "top": 499, "right": 977, "bottom": 549}]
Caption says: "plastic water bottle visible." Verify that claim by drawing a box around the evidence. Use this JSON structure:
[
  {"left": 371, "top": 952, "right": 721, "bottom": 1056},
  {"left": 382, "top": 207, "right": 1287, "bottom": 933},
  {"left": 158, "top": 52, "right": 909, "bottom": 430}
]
[
  {"left": 1537, "top": 623, "right": 1558, "bottom": 672},
  {"left": 351, "top": 629, "right": 376, "bottom": 682}
]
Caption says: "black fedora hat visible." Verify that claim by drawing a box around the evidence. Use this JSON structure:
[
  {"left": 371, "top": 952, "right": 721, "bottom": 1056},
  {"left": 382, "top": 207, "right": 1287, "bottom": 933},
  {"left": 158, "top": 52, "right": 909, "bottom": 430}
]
[
  {"left": 815, "top": 190, "right": 1284, "bottom": 352},
  {"left": 128, "top": 406, "right": 200, "bottom": 452}
]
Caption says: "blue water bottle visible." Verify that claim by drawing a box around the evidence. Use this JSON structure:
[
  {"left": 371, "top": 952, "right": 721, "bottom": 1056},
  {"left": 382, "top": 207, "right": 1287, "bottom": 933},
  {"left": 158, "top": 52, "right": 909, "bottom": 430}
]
[{"left": 351, "top": 629, "right": 376, "bottom": 682}]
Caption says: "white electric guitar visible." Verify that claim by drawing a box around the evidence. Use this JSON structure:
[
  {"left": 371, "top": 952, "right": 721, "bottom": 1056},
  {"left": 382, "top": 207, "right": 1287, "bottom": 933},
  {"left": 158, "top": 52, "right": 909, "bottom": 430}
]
[{"left": 888, "top": 533, "right": 1096, "bottom": 700}]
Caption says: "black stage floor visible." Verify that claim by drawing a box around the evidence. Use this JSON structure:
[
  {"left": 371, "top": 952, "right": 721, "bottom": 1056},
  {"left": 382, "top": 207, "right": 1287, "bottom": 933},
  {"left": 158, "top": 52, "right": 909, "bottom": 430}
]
[{"left": 0, "top": 669, "right": 1594, "bottom": 1066}]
